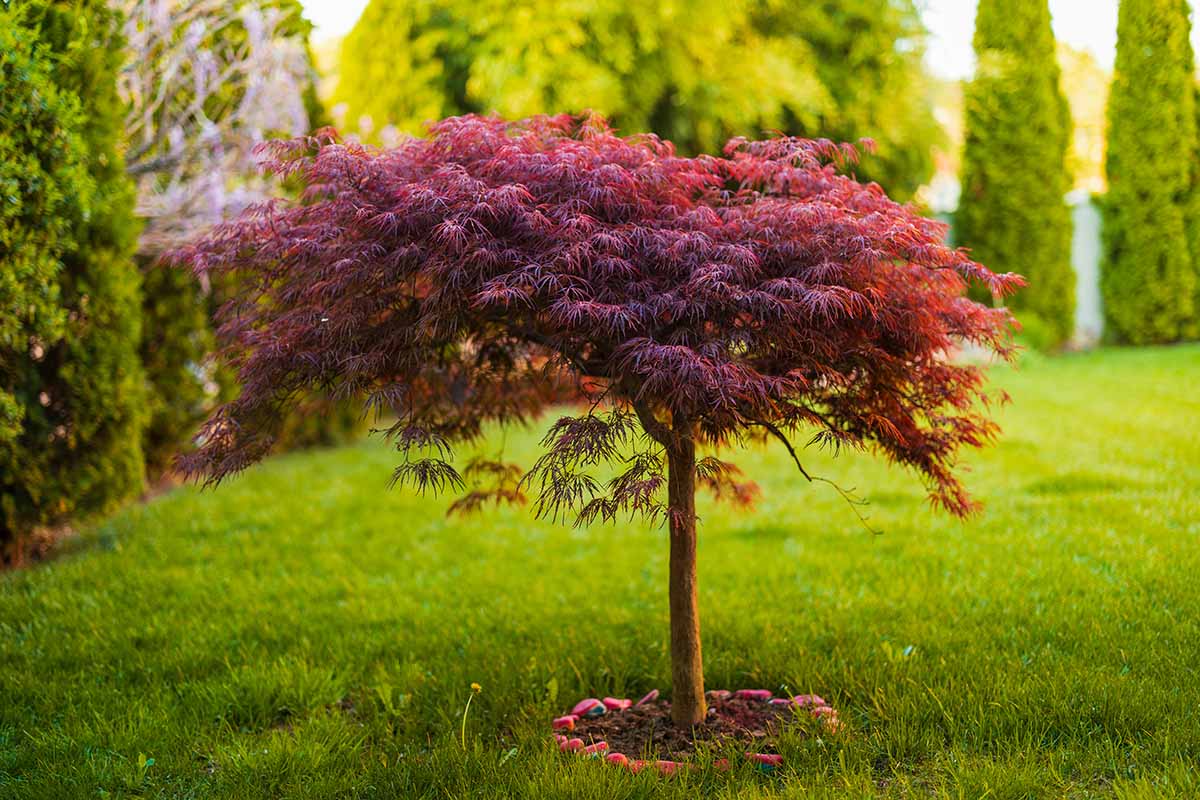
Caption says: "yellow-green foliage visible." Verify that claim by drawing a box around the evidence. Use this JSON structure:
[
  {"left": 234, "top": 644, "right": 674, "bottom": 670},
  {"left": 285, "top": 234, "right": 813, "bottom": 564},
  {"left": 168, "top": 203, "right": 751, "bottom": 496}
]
[
  {"left": 1103, "top": 0, "right": 1198, "bottom": 344},
  {"left": 1, "top": 1, "right": 144, "bottom": 557},
  {"left": 335, "top": 0, "right": 941, "bottom": 199},
  {"left": 957, "top": 0, "right": 1074, "bottom": 348}
]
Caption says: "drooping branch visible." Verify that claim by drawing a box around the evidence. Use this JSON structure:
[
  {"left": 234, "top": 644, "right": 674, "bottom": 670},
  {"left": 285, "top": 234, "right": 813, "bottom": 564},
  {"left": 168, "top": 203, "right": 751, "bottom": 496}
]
[
  {"left": 753, "top": 418, "right": 878, "bottom": 534},
  {"left": 753, "top": 418, "right": 815, "bottom": 482}
]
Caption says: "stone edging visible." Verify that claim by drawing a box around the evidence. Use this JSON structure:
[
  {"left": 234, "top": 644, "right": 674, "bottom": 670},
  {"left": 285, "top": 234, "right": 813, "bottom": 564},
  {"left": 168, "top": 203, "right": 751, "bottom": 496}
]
[{"left": 551, "top": 689, "right": 840, "bottom": 774}]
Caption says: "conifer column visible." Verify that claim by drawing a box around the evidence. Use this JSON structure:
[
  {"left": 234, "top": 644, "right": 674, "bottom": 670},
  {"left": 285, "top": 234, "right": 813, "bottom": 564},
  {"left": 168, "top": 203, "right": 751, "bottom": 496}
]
[{"left": 958, "top": 0, "right": 1074, "bottom": 348}]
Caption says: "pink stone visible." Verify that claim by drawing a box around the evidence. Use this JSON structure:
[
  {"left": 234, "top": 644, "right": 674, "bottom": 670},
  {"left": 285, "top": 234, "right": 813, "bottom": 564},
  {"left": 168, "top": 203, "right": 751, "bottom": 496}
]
[
  {"left": 629, "top": 759, "right": 649, "bottom": 773},
  {"left": 582, "top": 741, "right": 608, "bottom": 756},
  {"left": 811, "top": 705, "right": 836, "bottom": 718},
  {"left": 571, "top": 698, "right": 605, "bottom": 717},
  {"left": 735, "top": 689, "right": 772, "bottom": 701},
  {"left": 605, "top": 752, "right": 629, "bottom": 766},
  {"left": 713, "top": 757, "right": 732, "bottom": 771},
  {"left": 707, "top": 689, "right": 733, "bottom": 701},
  {"left": 602, "top": 697, "right": 632, "bottom": 710},
  {"left": 554, "top": 734, "right": 567, "bottom": 746},
  {"left": 561, "top": 737, "right": 584, "bottom": 752},
  {"left": 656, "top": 760, "right": 681, "bottom": 776},
  {"left": 769, "top": 697, "right": 795, "bottom": 707},
  {"left": 746, "top": 753, "right": 783, "bottom": 767},
  {"left": 792, "top": 694, "right": 827, "bottom": 707},
  {"left": 635, "top": 689, "right": 659, "bottom": 706},
  {"left": 552, "top": 715, "right": 577, "bottom": 731}
]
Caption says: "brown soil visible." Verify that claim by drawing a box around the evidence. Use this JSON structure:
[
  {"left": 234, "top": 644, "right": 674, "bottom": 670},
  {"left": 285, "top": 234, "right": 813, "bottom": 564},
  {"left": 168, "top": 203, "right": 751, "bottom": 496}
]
[
  {"left": 569, "top": 695, "right": 796, "bottom": 761},
  {"left": 1, "top": 524, "right": 77, "bottom": 569}
]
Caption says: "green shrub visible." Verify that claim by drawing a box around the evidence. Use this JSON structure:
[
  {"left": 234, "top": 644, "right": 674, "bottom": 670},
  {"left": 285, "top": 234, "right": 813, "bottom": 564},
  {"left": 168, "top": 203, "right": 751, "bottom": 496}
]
[
  {"left": 274, "top": 394, "right": 365, "bottom": 452},
  {"left": 1103, "top": 0, "right": 1198, "bottom": 344},
  {"left": 1, "top": 1, "right": 144, "bottom": 561},
  {"left": 0, "top": 21, "right": 88, "bottom": 449},
  {"left": 140, "top": 262, "right": 219, "bottom": 478},
  {"left": 957, "top": 0, "right": 1075, "bottom": 349},
  {"left": 141, "top": 268, "right": 362, "bottom": 477}
]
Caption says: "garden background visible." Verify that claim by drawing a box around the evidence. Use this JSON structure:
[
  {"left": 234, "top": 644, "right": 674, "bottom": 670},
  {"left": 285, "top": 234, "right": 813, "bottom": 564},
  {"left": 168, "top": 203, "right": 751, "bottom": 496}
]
[{"left": 2, "top": 0, "right": 1198, "bottom": 797}]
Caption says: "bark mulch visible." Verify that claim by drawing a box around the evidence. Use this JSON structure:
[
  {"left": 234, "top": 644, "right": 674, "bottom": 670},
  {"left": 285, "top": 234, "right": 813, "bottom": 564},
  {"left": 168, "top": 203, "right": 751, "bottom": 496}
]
[{"left": 552, "top": 690, "right": 840, "bottom": 773}]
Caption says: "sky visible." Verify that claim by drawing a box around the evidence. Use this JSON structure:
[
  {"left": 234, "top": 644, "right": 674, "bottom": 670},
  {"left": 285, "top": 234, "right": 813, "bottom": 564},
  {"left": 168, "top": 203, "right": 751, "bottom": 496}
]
[{"left": 300, "top": 0, "right": 1195, "bottom": 80}]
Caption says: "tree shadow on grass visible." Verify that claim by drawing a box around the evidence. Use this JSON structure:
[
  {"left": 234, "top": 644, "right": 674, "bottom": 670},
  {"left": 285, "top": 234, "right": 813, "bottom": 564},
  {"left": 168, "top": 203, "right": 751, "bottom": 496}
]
[{"left": 1023, "top": 472, "right": 1147, "bottom": 495}]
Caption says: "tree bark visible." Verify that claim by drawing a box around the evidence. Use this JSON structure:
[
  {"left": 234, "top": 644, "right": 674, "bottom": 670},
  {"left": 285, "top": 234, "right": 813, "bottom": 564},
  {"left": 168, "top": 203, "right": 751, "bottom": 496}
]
[{"left": 666, "top": 435, "right": 706, "bottom": 726}]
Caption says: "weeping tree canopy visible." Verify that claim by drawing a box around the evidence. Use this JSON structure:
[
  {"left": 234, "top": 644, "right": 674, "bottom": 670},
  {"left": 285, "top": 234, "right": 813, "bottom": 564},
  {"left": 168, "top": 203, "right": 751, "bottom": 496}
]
[
  {"left": 171, "top": 114, "right": 1022, "bottom": 724},
  {"left": 334, "top": 0, "right": 942, "bottom": 199}
]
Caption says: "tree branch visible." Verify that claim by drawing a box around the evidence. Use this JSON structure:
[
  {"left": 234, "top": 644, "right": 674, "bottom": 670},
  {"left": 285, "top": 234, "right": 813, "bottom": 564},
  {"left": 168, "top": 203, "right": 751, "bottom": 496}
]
[
  {"left": 753, "top": 418, "right": 879, "bottom": 533},
  {"left": 633, "top": 398, "right": 673, "bottom": 447},
  {"left": 753, "top": 419, "right": 813, "bottom": 481}
]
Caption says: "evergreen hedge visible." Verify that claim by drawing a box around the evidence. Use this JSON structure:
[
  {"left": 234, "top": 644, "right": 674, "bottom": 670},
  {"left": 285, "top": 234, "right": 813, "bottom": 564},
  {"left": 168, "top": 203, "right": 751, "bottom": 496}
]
[
  {"left": 957, "top": 0, "right": 1075, "bottom": 349},
  {"left": 141, "top": 268, "right": 363, "bottom": 479},
  {"left": 1, "top": 2, "right": 145, "bottom": 561},
  {"left": 140, "top": 262, "right": 219, "bottom": 478},
  {"left": 0, "top": 22, "right": 87, "bottom": 449},
  {"left": 1103, "top": 0, "right": 1197, "bottom": 344}
]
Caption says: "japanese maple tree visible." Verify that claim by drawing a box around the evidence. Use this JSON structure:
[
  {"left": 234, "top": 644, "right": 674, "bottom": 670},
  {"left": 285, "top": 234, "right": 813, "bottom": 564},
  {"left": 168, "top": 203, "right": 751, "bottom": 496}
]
[{"left": 171, "top": 114, "right": 1022, "bottom": 727}]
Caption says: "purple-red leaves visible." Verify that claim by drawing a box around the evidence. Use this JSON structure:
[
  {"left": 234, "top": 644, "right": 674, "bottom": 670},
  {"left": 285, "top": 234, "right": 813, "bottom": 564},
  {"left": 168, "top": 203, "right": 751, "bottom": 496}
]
[{"left": 170, "top": 114, "right": 1022, "bottom": 520}]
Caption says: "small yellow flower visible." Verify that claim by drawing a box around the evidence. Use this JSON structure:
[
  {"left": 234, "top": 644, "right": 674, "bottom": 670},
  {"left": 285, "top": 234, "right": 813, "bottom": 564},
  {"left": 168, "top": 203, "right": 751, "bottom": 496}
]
[{"left": 461, "top": 683, "right": 483, "bottom": 749}]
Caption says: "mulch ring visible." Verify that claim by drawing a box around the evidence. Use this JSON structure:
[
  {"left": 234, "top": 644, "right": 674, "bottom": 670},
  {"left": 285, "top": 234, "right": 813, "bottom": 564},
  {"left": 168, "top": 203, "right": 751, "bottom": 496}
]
[{"left": 552, "top": 689, "right": 841, "bottom": 774}]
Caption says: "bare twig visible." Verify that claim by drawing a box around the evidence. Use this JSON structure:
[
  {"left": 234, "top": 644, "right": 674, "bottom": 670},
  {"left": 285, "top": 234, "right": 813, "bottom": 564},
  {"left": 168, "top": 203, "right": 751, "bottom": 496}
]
[{"left": 753, "top": 419, "right": 879, "bottom": 534}]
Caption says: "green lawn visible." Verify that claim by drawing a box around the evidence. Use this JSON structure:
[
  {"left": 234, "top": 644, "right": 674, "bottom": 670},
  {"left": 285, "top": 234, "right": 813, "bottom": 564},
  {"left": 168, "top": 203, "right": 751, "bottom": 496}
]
[{"left": 2, "top": 346, "right": 1199, "bottom": 799}]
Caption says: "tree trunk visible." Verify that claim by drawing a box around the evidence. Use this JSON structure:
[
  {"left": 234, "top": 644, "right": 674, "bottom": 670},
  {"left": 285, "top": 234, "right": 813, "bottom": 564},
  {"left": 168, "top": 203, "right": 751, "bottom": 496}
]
[{"left": 666, "top": 435, "right": 706, "bottom": 726}]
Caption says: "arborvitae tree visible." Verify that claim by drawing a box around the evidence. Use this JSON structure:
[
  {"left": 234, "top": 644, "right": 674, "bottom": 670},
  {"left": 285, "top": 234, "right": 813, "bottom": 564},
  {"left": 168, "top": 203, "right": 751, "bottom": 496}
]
[
  {"left": 0, "top": 22, "right": 90, "bottom": 454},
  {"left": 335, "top": 0, "right": 941, "bottom": 199},
  {"left": 170, "top": 115, "right": 1022, "bottom": 726},
  {"left": 138, "top": 264, "right": 218, "bottom": 478},
  {"left": 1192, "top": 81, "right": 1200, "bottom": 336},
  {"left": 1103, "top": 0, "right": 1197, "bottom": 344},
  {"left": 1, "top": 1, "right": 144, "bottom": 562},
  {"left": 957, "top": 0, "right": 1075, "bottom": 348}
]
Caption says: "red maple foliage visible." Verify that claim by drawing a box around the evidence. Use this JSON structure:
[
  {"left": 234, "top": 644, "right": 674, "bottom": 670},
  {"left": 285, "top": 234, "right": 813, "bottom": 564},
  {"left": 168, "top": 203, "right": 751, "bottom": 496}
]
[{"left": 170, "top": 114, "right": 1022, "bottom": 725}]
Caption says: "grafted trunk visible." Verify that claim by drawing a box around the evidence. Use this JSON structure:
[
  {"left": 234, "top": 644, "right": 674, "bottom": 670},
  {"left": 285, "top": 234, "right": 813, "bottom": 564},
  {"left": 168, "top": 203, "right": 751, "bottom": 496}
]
[{"left": 666, "top": 435, "right": 706, "bottom": 726}]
